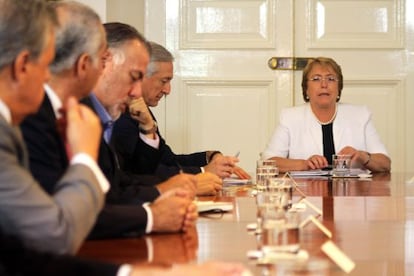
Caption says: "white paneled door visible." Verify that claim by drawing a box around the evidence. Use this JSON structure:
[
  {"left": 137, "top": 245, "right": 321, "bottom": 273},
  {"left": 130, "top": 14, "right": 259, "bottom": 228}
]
[{"left": 145, "top": 0, "right": 414, "bottom": 174}]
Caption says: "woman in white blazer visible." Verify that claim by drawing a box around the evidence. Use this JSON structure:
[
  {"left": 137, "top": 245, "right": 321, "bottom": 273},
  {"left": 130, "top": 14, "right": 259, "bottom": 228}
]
[{"left": 262, "top": 57, "right": 391, "bottom": 173}]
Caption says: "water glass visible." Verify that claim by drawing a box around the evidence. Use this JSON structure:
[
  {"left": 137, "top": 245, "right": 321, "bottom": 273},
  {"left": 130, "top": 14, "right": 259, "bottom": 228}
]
[
  {"left": 332, "top": 154, "right": 351, "bottom": 177},
  {"left": 267, "top": 178, "right": 293, "bottom": 210},
  {"left": 256, "top": 191, "right": 283, "bottom": 234},
  {"left": 261, "top": 209, "right": 300, "bottom": 255},
  {"left": 256, "top": 159, "right": 278, "bottom": 191}
]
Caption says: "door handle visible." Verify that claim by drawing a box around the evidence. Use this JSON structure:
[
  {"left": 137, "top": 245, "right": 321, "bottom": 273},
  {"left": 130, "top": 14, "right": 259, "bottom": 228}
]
[{"left": 268, "top": 57, "right": 312, "bottom": 70}]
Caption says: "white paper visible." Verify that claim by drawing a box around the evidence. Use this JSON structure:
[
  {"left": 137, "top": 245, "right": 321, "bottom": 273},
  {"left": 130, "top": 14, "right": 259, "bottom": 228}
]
[{"left": 289, "top": 170, "right": 330, "bottom": 177}]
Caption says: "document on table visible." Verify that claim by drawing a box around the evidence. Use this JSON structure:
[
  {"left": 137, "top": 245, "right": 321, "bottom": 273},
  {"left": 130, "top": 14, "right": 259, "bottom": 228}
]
[
  {"left": 289, "top": 170, "right": 330, "bottom": 177},
  {"left": 289, "top": 168, "right": 371, "bottom": 178},
  {"left": 332, "top": 168, "right": 372, "bottom": 178}
]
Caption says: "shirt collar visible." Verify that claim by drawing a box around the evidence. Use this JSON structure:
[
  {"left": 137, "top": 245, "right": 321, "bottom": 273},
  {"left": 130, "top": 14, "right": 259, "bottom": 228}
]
[
  {"left": 44, "top": 83, "right": 63, "bottom": 119},
  {"left": 89, "top": 92, "right": 113, "bottom": 125},
  {"left": 0, "top": 98, "right": 11, "bottom": 124}
]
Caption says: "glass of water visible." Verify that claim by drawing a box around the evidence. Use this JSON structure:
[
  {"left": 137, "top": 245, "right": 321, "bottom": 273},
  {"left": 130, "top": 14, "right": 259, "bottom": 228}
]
[{"left": 256, "top": 159, "right": 278, "bottom": 191}]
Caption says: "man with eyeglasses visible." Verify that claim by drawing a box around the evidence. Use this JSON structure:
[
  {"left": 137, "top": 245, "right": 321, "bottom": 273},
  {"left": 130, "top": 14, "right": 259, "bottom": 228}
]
[{"left": 262, "top": 57, "right": 391, "bottom": 173}]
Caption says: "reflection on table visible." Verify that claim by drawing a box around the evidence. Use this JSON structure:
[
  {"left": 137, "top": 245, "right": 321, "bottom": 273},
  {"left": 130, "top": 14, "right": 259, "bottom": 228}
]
[{"left": 78, "top": 172, "right": 414, "bottom": 275}]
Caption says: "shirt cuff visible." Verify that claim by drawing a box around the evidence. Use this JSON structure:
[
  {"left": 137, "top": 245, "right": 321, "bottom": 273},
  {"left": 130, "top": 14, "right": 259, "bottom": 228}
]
[
  {"left": 142, "top": 202, "right": 153, "bottom": 233},
  {"left": 139, "top": 132, "right": 160, "bottom": 149},
  {"left": 116, "top": 264, "right": 133, "bottom": 276},
  {"left": 70, "top": 153, "right": 110, "bottom": 193}
]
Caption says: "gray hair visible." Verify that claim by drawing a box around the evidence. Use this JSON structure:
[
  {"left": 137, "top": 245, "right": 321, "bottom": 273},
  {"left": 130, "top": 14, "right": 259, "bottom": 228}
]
[
  {"left": 146, "top": 41, "right": 174, "bottom": 76},
  {"left": 48, "top": 1, "right": 105, "bottom": 74},
  {"left": 0, "top": 0, "right": 57, "bottom": 70}
]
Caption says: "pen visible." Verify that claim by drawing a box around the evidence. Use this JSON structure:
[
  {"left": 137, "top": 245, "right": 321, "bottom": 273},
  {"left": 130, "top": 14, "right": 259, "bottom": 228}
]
[{"left": 234, "top": 151, "right": 240, "bottom": 158}]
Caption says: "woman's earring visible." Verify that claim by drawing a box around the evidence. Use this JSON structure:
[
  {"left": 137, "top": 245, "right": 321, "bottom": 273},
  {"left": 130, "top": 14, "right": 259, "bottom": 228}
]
[{"left": 306, "top": 95, "right": 310, "bottom": 100}]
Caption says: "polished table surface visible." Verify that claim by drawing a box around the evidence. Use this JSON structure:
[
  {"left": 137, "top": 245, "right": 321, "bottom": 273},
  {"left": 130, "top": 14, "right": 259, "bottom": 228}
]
[{"left": 78, "top": 172, "right": 414, "bottom": 275}]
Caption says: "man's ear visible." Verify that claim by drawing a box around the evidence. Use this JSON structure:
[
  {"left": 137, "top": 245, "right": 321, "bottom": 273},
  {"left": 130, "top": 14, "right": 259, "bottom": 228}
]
[
  {"left": 11, "top": 50, "right": 31, "bottom": 81},
  {"left": 75, "top": 53, "right": 90, "bottom": 78}
]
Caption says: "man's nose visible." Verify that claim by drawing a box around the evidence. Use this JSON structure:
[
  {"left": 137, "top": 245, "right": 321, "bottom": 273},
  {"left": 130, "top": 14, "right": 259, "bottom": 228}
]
[
  {"left": 130, "top": 82, "right": 142, "bottom": 98},
  {"left": 163, "top": 82, "right": 171, "bottom": 95}
]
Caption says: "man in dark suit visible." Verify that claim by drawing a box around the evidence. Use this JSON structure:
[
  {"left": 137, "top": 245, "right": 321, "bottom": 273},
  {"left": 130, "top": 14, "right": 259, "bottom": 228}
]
[
  {"left": 21, "top": 3, "right": 197, "bottom": 238},
  {"left": 112, "top": 42, "right": 251, "bottom": 180}
]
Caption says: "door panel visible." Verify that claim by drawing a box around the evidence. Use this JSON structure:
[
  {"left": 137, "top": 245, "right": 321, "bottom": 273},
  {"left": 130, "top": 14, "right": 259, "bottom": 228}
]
[
  {"left": 146, "top": 0, "right": 293, "bottom": 173},
  {"left": 146, "top": 0, "right": 413, "bottom": 174}
]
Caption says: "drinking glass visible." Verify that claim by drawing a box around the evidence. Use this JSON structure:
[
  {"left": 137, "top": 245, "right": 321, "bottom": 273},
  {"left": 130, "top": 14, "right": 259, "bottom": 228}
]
[
  {"left": 261, "top": 209, "right": 300, "bottom": 255},
  {"left": 267, "top": 178, "right": 293, "bottom": 210},
  {"left": 256, "top": 159, "right": 278, "bottom": 191},
  {"left": 332, "top": 154, "right": 351, "bottom": 177}
]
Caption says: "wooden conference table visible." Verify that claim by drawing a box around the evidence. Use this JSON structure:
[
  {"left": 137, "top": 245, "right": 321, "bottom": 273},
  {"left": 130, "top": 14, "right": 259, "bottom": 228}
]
[{"left": 78, "top": 172, "right": 414, "bottom": 275}]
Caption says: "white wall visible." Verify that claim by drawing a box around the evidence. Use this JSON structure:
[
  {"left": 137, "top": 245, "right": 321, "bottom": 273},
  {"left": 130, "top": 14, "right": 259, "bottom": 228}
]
[
  {"left": 76, "top": 0, "right": 145, "bottom": 33},
  {"left": 76, "top": 0, "right": 106, "bottom": 21}
]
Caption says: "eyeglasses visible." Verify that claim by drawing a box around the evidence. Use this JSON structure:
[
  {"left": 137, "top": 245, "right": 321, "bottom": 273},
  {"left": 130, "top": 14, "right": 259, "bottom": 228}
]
[{"left": 308, "top": 75, "right": 339, "bottom": 83}]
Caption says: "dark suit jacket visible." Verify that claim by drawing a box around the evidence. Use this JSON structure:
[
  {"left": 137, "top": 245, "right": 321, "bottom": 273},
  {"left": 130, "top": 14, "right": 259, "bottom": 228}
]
[
  {"left": 21, "top": 94, "right": 157, "bottom": 239},
  {"left": 112, "top": 112, "right": 207, "bottom": 180},
  {"left": 21, "top": 96, "right": 68, "bottom": 194},
  {"left": 0, "top": 229, "right": 119, "bottom": 276}
]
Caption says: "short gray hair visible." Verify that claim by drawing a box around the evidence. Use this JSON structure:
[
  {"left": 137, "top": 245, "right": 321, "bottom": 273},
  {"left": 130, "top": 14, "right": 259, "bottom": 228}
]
[
  {"left": 0, "top": 0, "right": 56, "bottom": 70},
  {"left": 48, "top": 1, "right": 105, "bottom": 74},
  {"left": 146, "top": 41, "right": 174, "bottom": 76}
]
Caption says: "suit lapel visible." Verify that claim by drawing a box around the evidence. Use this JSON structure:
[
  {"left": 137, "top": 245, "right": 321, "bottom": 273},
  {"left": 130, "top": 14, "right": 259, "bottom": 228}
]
[{"left": 0, "top": 115, "right": 29, "bottom": 168}]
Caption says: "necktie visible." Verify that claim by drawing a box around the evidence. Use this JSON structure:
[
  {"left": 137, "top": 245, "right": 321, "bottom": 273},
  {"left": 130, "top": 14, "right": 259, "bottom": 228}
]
[
  {"left": 56, "top": 116, "right": 72, "bottom": 160},
  {"left": 103, "top": 120, "right": 114, "bottom": 144},
  {"left": 103, "top": 121, "right": 121, "bottom": 169}
]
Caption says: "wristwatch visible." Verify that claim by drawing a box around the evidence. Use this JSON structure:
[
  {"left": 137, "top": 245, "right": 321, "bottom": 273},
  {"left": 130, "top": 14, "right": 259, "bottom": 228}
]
[{"left": 139, "top": 121, "right": 158, "bottom": 134}]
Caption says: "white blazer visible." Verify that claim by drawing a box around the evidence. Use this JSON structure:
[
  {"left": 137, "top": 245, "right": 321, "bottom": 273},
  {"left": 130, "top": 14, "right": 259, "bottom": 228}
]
[{"left": 262, "top": 103, "right": 389, "bottom": 160}]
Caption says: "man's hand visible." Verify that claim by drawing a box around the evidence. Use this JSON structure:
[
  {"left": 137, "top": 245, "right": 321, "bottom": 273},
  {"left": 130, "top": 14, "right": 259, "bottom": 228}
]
[
  {"left": 129, "top": 97, "right": 153, "bottom": 128},
  {"left": 150, "top": 188, "right": 197, "bottom": 232},
  {"left": 195, "top": 172, "right": 222, "bottom": 196},
  {"left": 65, "top": 97, "right": 101, "bottom": 160},
  {"left": 204, "top": 154, "right": 238, "bottom": 178},
  {"left": 156, "top": 173, "right": 197, "bottom": 198}
]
